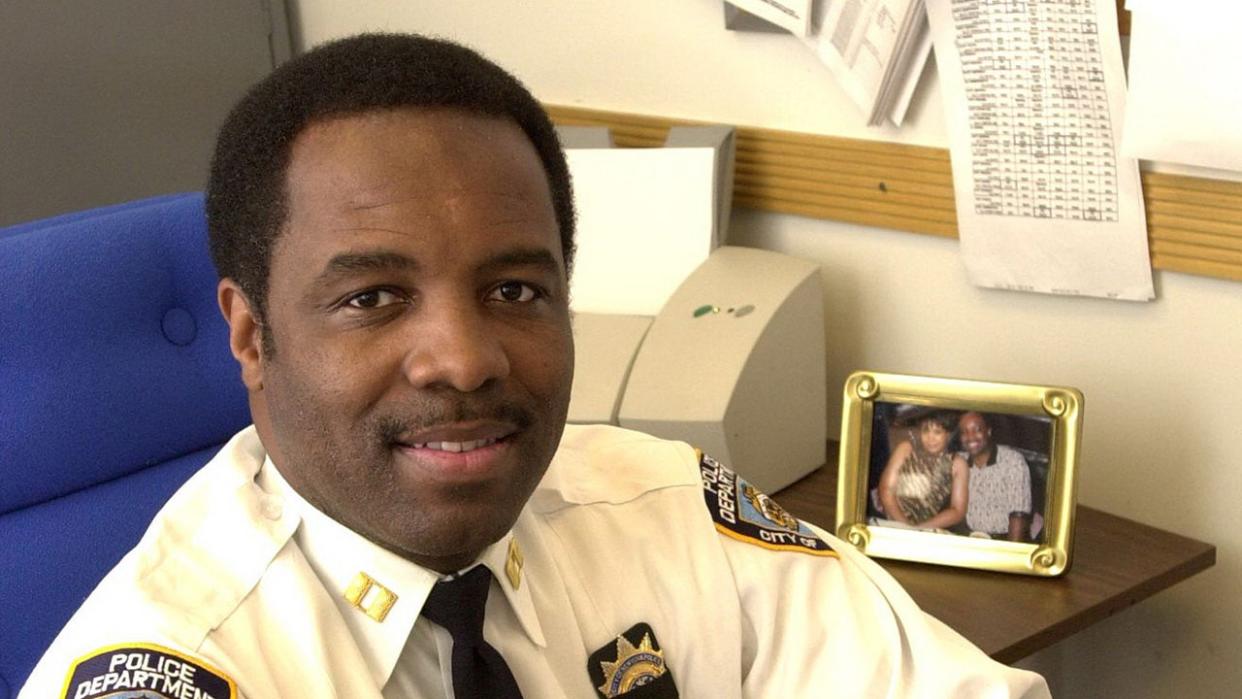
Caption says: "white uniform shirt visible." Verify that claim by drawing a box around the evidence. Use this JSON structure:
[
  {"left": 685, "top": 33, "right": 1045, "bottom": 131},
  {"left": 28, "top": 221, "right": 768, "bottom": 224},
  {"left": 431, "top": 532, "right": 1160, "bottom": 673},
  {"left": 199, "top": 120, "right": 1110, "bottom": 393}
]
[
  {"left": 257, "top": 459, "right": 540, "bottom": 699},
  {"left": 20, "top": 425, "right": 1049, "bottom": 698}
]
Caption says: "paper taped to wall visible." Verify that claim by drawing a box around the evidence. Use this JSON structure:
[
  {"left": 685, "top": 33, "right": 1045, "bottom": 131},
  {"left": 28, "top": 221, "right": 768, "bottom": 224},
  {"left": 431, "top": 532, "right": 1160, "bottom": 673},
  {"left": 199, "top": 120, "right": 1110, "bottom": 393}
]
[{"left": 926, "top": 0, "right": 1153, "bottom": 301}]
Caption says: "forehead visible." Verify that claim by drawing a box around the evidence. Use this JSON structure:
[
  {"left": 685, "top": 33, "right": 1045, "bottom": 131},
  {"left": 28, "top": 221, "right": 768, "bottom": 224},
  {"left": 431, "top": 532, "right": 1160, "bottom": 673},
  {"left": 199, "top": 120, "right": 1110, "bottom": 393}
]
[
  {"left": 960, "top": 414, "right": 988, "bottom": 430},
  {"left": 275, "top": 107, "right": 559, "bottom": 268}
]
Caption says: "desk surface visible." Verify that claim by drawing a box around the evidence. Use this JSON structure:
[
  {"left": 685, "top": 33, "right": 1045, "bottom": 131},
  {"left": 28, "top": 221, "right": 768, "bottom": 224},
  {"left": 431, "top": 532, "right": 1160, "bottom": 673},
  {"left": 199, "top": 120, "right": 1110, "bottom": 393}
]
[{"left": 775, "top": 462, "right": 1217, "bottom": 664}]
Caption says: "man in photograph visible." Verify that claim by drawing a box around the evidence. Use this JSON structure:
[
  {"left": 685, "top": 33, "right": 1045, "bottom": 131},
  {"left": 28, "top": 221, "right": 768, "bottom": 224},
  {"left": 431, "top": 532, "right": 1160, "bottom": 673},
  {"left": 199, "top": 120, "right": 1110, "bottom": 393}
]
[
  {"left": 959, "top": 411, "right": 1035, "bottom": 541},
  {"left": 19, "top": 34, "right": 1048, "bottom": 698}
]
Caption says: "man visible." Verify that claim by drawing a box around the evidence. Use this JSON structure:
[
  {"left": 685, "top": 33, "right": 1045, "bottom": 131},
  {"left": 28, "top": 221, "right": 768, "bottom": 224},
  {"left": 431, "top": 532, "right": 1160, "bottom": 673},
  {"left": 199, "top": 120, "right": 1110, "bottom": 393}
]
[
  {"left": 20, "top": 34, "right": 1048, "bottom": 698},
  {"left": 959, "top": 411, "right": 1035, "bottom": 541}
]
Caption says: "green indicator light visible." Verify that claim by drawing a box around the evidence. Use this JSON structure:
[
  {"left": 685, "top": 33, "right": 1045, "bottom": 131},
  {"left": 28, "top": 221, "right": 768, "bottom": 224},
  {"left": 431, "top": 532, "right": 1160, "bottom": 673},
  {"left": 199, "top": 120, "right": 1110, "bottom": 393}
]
[{"left": 693, "top": 304, "right": 717, "bottom": 318}]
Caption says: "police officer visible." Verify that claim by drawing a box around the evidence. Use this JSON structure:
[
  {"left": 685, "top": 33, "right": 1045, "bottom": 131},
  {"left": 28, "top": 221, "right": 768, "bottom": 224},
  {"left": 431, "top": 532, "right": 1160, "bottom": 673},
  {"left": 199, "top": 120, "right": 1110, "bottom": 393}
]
[{"left": 21, "top": 34, "right": 1049, "bottom": 699}]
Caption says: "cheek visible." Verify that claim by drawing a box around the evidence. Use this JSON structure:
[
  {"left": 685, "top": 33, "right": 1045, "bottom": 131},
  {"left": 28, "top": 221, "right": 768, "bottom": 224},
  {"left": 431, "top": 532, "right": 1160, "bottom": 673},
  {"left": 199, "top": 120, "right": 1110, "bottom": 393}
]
[
  {"left": 266, "top": 346, "right": 391, "bottom": 422},
  {"left": 509, "top": 326, "right": 574, "bottom": 394}
]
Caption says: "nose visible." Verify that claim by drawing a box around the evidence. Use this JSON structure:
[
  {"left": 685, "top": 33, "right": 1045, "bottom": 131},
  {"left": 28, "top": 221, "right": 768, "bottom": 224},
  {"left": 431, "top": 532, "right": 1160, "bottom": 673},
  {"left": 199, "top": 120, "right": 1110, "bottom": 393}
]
[{"left": 401, "top": 301, "right": 510, "bottom": 392}]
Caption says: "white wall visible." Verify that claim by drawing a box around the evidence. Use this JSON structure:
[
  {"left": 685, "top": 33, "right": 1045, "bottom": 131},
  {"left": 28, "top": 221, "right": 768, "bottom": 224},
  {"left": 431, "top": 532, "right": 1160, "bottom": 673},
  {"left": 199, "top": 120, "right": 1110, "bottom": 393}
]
[{"left": 297, "top": 2, "right": 1235, "bottom": 695}]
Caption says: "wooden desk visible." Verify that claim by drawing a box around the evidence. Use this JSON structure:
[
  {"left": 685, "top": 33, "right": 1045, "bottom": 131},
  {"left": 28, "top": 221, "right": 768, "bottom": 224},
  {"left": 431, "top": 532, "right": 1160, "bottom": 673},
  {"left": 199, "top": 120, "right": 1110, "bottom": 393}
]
[{"left": 775, "top": 463, "right": 1217, "bottom": 663}]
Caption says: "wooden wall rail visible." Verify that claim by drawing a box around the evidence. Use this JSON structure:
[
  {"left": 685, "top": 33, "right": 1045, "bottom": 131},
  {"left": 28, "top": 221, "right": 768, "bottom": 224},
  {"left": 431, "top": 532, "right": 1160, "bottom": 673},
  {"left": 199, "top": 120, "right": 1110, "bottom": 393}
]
[{"left": 546, "top": 105, "right": 1242, "bottom": 284}]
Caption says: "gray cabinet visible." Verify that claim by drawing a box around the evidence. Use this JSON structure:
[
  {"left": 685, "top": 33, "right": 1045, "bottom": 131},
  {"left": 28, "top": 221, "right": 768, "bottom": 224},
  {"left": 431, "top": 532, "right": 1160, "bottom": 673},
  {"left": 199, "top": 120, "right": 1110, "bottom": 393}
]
[{"left": 0, "top": 1, "right": 291, "bottom": 226}]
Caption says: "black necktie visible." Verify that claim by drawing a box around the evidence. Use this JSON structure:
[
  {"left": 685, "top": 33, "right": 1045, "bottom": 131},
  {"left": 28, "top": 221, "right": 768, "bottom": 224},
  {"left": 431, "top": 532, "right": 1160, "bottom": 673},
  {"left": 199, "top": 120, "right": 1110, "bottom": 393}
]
[{"left": 420, "top": 565, "right": 524, "bottom": 699}]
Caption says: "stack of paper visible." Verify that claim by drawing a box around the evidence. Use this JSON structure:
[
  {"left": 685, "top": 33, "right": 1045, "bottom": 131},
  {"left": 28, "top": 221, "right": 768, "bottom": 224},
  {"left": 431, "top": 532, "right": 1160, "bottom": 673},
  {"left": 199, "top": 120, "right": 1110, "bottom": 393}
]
[
  {"left": 802, "top": 0, "right": 932, "bottom": 126},
  {"left": 563, "top": 127, "right": 736, "bottom": 316}
]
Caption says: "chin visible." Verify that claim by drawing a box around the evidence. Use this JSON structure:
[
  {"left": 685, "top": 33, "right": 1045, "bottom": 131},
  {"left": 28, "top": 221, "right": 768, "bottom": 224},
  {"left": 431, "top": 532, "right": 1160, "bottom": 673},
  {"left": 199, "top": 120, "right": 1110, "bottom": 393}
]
[{"left": 378, "top": 504, "right": 518, "bottom": 565}]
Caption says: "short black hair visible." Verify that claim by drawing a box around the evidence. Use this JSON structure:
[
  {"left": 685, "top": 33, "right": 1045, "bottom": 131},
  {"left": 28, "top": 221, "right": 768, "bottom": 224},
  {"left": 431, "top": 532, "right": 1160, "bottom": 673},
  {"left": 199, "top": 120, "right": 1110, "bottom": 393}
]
[
  {"left": 919, "top": 410, "right": 959, "bottom": 434},
  {"left": 205, "top": 33, "right": 575, "bottom": 324}
]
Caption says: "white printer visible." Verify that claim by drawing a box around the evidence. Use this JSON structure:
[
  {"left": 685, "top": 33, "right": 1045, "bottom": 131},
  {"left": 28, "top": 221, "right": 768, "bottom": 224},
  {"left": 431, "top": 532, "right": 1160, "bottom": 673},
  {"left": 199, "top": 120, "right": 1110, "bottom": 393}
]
[{"left": 559, "top": 124, "right": 826, "bottom": 492}]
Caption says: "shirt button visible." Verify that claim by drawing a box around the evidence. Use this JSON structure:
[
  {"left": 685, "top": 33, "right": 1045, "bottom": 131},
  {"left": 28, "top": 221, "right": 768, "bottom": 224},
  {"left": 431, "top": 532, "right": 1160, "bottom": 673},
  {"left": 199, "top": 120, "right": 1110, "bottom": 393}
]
[{"left": 260, "top": 496, "right": 283, "bottom": 520}]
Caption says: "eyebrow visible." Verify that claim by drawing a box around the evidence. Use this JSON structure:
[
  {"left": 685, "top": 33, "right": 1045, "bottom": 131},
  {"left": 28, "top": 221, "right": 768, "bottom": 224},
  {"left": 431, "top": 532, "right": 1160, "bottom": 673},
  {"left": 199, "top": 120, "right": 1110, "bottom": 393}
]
[
  {"left": 476, "top": 247, "right": 563, "bottom": 277},
  {"left": 311, "top": 247, "right": 562, "bottom": 288},
  {"left": 313, "top": 250, "right": 419, "bottom": 286}
]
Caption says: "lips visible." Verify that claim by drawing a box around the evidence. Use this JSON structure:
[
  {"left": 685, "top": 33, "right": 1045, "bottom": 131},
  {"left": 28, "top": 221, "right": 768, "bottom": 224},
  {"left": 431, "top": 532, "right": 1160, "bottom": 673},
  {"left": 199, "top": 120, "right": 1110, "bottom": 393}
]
[
  {"left": 390, "top": 421, "right": 519, "bottom": 482},
  {"left": 413, "top": 437, "right": 500, "bottom": 453},
  {"left": 397, "top": 420, "right": 517, "bottom": 449}
]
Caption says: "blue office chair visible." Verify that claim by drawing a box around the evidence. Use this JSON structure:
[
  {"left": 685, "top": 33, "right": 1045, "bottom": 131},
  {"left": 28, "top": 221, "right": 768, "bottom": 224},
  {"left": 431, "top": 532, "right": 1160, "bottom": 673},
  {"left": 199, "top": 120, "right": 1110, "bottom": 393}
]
[{"left": 0, "top": 194, "right": 251, "bottom": 697}]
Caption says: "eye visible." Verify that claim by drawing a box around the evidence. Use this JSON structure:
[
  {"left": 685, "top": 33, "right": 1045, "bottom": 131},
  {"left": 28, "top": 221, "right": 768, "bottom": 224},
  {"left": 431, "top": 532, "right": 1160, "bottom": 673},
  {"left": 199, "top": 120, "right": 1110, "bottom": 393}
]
[
  {"left": 488, "top": 281, "right": 540, "bottom": 303},
  {"left": 345, "top": 288, "right": 404, "bottom": 309}
]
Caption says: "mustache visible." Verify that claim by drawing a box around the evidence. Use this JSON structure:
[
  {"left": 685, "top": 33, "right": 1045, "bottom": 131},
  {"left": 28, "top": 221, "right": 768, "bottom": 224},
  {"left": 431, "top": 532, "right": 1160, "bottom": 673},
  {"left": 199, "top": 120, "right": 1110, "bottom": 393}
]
[{"left": 374, "top": 400, "right": 534, "bottom": 443}]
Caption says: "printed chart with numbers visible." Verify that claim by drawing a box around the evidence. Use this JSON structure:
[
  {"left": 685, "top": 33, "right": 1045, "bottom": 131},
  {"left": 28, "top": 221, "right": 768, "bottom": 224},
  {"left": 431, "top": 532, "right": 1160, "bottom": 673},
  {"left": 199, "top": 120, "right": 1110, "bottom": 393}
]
[{"left": 927, "top": 0, "right": 1153, "bottom": 301}]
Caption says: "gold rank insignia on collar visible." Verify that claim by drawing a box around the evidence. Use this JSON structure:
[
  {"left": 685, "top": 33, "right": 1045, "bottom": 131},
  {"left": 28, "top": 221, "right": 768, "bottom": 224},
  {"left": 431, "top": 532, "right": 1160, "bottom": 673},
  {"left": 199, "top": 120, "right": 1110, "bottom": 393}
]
[
  {"left": 342, "top": 571, "right": 398, "bottom": 622},
  {"left": 505, "top": 537, "right": 523, "bottom": 589},
  {"left": 587, "top": 622, "right": 679, "bottom": 698}
]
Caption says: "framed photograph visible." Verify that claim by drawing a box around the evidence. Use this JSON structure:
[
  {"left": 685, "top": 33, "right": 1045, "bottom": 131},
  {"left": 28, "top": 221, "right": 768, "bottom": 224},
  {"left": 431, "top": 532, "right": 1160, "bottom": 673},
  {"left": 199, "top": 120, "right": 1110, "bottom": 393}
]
[{"left": 836, "top": 371, "right": 1083, "bottom": 576}]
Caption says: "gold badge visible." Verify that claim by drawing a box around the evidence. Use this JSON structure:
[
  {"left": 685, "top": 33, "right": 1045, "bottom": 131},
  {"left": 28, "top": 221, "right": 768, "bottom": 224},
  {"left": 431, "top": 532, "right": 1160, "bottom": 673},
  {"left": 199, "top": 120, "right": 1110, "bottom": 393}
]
[
  {"left": 596, "top": 633, "right": 667, "bottom": 697},
  {"left": 343, "top": 571, "right": 398, "bottom": 622}
]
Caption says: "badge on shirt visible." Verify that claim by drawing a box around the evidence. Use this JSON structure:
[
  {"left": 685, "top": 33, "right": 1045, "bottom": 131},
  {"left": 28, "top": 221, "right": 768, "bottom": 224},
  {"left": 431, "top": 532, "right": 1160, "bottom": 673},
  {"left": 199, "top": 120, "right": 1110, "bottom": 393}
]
[
  {"left": 588, "top": 622, "right": 678, "bottom": 698},
  {"left": 60, "top": 643, "right": 237, "bottom": 699},
  {"left": 699, "top": 452, "right": 837, "bottom": 557}
]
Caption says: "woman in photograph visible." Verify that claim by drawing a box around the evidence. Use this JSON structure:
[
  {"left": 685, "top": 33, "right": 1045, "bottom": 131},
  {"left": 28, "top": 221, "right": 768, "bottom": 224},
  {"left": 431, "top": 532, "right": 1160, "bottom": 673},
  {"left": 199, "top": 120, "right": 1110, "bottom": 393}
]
[{"left": 877, "top": 410, "right": 970, "bottom": 530}]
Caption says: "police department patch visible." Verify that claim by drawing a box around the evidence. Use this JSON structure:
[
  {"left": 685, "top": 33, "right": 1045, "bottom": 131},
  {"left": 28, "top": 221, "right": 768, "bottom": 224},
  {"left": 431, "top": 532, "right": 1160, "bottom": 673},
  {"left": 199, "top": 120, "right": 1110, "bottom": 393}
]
[
  {"left": 60, "top": 643, "right": 236, "bottom": 699},
  {"left": 700, "top": 452, "right": 836, "bottom": 557}
]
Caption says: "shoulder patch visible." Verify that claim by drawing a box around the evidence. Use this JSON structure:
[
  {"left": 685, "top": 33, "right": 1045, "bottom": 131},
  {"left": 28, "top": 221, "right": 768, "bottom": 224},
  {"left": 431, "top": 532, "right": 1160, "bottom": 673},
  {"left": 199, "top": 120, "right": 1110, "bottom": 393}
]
[
  {"left": 699, "top": 452, "right": 836, "bottom": 557},
  {"left": 60, "top": 643, "right": 237, "bottom": 699}
]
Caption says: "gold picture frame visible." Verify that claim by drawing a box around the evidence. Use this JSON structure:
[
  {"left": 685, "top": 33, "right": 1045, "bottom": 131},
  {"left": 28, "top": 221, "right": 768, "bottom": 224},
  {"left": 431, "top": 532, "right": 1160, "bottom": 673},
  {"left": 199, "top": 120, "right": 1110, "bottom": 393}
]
[{"left": 836, "top": 371, "right": 1083, "bottom": 576}]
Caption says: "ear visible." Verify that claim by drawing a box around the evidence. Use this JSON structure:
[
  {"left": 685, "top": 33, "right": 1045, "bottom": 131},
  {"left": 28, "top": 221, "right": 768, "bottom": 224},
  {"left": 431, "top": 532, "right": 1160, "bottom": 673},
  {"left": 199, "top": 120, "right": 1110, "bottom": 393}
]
[{"left": 218, "top": 279, "right": 266, "bottom": 392}]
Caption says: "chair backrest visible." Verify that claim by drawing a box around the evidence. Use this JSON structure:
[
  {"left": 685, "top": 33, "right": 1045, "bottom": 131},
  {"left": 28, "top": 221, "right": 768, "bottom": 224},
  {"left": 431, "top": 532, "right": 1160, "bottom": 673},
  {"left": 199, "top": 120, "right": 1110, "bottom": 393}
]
[{"left": 0, "top": 193, "right": 251, "bottom": 697}]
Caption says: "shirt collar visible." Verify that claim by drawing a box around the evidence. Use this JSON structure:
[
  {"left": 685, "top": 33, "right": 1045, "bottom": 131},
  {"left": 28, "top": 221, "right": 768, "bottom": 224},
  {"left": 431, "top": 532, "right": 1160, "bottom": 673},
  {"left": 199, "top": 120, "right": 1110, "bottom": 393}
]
[
  {"left": 477, "top": 527, "right": 546, "bottom": 649},
  {"left": 964, "top": 443, "right": 999, "bottom": 468},
  {"left": 256, "top": 458, "right": 545, "bottom": 689}
]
